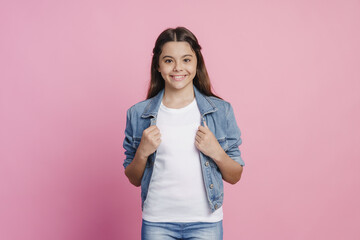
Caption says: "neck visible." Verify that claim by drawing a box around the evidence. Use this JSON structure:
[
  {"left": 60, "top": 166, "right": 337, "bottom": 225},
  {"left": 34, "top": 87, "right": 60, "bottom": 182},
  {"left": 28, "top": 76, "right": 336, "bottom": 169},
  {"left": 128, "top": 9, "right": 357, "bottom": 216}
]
[{"left": 163, "top": 84, "right": 195, "bottom": 109}]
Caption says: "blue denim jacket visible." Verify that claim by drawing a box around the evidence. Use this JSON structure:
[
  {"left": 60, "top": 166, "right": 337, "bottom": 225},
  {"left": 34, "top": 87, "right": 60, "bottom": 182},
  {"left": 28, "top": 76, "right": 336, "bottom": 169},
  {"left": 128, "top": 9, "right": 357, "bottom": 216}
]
[{"left": 123, "top": 85, "right": 244, "bottom": 212}]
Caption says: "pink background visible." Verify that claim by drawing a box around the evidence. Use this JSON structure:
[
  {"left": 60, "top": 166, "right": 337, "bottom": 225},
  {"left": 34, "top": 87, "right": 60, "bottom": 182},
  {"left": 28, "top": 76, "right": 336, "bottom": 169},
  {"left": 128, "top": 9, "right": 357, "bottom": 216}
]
[{"left": 1, "top": 0, "right": 360, "bottom": 239}]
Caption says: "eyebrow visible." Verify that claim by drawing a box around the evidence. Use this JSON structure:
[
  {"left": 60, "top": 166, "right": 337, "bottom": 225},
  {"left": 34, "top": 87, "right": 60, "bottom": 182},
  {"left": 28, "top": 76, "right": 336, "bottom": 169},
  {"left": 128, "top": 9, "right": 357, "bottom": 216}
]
[{"left": 162, "top": 54, "right": 193, "bottom": 59}]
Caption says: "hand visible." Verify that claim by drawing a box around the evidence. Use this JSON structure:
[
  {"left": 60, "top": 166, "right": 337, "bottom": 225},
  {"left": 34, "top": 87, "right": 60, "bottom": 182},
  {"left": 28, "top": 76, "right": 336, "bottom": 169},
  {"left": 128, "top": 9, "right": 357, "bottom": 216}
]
[
  {"left": 137, "top": 125, "right": 161, "bottom": 158},
  {"left": 195, "top": 121, "right": 224, "bottom": 160}
]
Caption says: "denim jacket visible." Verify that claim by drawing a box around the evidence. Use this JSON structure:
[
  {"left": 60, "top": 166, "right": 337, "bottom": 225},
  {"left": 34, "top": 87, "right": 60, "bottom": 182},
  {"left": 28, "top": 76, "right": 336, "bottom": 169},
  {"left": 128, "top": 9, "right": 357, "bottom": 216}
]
[{"left": 123, "top": 85, "right": 244, "bottom": 212}]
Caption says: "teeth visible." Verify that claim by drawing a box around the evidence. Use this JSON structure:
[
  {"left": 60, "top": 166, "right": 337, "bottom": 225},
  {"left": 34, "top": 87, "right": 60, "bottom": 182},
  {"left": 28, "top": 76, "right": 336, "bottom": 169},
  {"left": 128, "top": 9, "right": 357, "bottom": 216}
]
[{"left": 173, "top": 75, "right": 185, "bottom": 79}]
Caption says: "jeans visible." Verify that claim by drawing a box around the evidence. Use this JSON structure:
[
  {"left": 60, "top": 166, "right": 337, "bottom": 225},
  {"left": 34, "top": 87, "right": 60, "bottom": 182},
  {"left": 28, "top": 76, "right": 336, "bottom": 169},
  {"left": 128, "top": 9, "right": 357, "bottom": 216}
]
[{"left": 141, "top": 219, "right": 223, "bottom": 240}]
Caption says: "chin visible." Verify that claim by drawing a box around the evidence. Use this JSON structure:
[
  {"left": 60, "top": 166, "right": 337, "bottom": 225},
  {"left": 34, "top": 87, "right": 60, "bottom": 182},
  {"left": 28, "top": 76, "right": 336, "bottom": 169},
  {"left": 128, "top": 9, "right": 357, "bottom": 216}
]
[{"left": 170, "top": 81, "right": 193, "bottom": 90}]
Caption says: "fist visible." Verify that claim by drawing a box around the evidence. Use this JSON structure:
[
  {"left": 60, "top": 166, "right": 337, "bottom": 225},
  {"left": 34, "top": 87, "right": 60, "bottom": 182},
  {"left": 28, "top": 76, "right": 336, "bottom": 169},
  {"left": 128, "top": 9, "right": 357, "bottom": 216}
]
[
  {"left": 195, "top": 121, "right": 223, "bottom": 159},
  {"left": 138, "top": 125, "right": 161, "bottom": 158}
]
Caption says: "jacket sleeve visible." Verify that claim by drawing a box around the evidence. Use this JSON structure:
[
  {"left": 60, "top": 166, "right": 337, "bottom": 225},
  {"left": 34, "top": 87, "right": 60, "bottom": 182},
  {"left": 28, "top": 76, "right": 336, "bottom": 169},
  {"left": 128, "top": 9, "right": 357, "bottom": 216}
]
[
  {"left": 225, "top": 103, "right": 245, "bottom": 166},
  {"left": 123, "top": 107, "right": 136, "bottom": 169}
]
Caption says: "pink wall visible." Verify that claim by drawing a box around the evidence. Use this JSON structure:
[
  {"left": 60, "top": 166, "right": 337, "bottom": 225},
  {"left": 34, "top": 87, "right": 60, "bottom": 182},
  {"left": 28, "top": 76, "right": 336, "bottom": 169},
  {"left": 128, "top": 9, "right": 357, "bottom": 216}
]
[{"left": 1, "top": 0, "right": 360, "bottom": 239}]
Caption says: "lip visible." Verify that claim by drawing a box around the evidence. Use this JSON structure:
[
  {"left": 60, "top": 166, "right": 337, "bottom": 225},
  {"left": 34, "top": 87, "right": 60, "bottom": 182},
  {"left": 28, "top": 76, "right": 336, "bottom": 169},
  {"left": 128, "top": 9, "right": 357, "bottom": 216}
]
[{"left": 170, "top": 75, "right": 187, "bottom": 81}]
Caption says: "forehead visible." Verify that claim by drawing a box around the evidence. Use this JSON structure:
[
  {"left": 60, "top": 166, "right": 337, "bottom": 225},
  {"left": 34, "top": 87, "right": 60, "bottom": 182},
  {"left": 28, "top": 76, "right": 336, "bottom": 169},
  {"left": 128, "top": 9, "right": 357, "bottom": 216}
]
[{"left": 160, "top": 41, "right": 195, "bottom": 56}]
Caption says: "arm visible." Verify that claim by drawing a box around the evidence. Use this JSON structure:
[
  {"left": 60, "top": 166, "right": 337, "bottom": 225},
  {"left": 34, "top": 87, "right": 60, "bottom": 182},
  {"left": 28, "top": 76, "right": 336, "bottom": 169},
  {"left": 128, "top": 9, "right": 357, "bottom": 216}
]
[
  {"left": 124, "top": 149, "right": 149, "bottom": 187},
  {"left": 210, "top": 147, "right": 243, "bottom": 184},
  {"left": 123, "top": 108, "right": 161, "bottom": 187},
  {"left": 195, "top": 103, "right": 244, "bottom": 185},
  {"left": 124, "top": 125, "right": 161, "bottom": 187},
  {"left": 196, "top": 121, "right": 243, "bottom": 184}
]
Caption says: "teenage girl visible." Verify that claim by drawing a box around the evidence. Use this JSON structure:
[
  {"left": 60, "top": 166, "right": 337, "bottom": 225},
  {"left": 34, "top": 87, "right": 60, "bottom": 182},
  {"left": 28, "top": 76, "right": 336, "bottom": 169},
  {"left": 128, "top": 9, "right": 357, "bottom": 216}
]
[{"left": 123, "top": 26, "right": 245, "bottom": 240}]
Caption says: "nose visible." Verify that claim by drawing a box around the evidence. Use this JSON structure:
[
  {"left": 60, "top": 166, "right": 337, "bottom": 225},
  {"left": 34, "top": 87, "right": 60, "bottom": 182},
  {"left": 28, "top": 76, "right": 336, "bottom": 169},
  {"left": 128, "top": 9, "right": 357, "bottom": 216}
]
[{"left": 173, "top": 62, "right": 183, "bottom": 72}]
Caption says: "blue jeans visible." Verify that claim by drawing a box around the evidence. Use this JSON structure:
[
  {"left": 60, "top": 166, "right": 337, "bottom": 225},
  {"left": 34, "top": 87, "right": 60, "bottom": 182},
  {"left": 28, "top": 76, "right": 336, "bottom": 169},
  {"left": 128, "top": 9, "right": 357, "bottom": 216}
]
[{"left": 141, "top": 219, "right": 223, "bottom": 240}]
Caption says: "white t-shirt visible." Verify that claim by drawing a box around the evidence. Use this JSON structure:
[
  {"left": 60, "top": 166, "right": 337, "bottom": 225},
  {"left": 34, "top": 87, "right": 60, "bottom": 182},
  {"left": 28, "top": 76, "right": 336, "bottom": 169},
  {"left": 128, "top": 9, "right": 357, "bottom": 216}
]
[{"left": 142, "top": 98, "right": 223, "bottom": 222}]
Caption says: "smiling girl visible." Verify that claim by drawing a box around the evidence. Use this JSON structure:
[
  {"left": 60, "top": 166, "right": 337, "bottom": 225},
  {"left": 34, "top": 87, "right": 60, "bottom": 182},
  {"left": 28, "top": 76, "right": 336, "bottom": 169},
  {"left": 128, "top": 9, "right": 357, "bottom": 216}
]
[{"left": 123, "top": 27, "right": 245, "bottom": 240}]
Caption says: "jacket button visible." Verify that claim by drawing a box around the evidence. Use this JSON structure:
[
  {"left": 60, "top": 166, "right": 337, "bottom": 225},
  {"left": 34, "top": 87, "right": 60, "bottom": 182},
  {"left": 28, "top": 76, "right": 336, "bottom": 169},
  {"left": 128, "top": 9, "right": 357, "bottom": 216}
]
[
  {"left": 214, "top": 204, "right": 218, "bottom": 209},
  {"left": 210, "top": 184, "right": 214, "bottom": 189},
  {"left": 205, "top": 161, "right": 209, "bottom": 167}
]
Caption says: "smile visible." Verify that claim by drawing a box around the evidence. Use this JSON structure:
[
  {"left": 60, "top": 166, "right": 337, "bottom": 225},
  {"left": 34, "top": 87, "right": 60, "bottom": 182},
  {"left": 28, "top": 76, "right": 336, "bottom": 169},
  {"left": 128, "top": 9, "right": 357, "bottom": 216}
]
[{"left": 170, "top": 75, "right": 187, "bottom": 81}]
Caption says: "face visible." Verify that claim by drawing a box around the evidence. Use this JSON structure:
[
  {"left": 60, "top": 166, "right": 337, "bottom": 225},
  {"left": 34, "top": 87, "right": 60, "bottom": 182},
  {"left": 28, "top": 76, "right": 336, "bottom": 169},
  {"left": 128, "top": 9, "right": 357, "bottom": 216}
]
[{"left": 158, "top": 41, "right": 197, "bottom": 92}]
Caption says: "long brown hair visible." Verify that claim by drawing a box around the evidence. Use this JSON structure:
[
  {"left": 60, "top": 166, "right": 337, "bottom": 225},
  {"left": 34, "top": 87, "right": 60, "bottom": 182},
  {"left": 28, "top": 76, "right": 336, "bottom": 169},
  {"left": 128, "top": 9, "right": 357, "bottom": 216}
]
[{"left": 146, "top": 26, "right": 222, "bottom": 100}]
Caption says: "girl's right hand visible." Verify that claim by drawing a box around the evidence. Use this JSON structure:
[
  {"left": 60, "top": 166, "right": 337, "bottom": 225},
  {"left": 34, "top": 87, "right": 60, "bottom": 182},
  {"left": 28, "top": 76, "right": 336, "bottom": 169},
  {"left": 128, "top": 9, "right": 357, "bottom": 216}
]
[{"left": 137, "top": 125, "right": 161, "bottom": 158}]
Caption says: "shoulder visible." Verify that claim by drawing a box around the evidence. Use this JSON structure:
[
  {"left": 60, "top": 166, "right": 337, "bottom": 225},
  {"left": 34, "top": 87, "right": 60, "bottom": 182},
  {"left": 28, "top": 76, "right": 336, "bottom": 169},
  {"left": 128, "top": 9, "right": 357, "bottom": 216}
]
[
  {"left": 126, "top": 98, "right": 152, "bottom": 117},
  {"left": 128, "top": 98, "right": 151, "bottom": 111},
  {"left": 206, "top": 96, "right": 233, "bottom": 115}
]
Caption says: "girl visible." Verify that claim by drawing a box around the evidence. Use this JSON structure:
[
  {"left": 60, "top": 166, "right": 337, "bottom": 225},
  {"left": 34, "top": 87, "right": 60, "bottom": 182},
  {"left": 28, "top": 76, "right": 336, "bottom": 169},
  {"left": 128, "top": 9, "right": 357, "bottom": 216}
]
[{"left": 123, "top": 26, "right": 245, "bottom": 240}]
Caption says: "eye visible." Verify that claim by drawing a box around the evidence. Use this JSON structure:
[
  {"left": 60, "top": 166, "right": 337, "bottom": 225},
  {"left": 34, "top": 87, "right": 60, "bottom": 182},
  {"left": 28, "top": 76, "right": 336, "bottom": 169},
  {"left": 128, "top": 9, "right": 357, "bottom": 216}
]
[
  {"left": 164, "top": 59, "right": 173, "bottom": 63},
  {"left": 184, "top": 59, "right": 191, "bottom": 63}
]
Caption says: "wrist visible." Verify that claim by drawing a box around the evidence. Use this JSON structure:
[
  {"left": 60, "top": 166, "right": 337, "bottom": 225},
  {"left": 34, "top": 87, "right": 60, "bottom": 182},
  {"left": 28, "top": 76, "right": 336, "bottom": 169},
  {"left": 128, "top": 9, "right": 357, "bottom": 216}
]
[
  {"left": 211, "top": 147, "right": 226, "bottom": 163},
  {"left": 135, "top": 147, "right": 150, "bottom": 161}
]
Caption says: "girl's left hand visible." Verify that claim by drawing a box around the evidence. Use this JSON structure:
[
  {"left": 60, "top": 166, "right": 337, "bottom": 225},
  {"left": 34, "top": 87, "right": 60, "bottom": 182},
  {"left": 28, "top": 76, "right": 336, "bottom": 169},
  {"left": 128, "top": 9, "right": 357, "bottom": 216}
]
[{"left": 195, "top": 121, "right": 223, "bottom": 160}]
